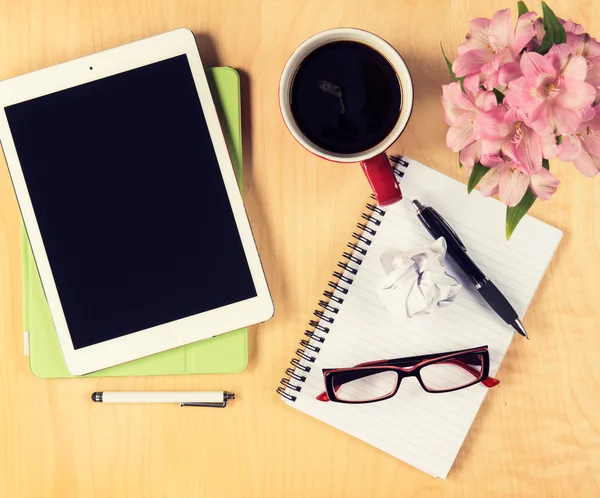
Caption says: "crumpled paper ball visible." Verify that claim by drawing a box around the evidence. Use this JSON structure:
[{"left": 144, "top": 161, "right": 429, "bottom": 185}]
[{"left": 378, "top": 237, "right": 461, "bottom": 319}]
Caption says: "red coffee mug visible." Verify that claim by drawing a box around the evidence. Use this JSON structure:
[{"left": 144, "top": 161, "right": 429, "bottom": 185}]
[{"left": 279, "top": 28, "right": 414, "bottom": 206}]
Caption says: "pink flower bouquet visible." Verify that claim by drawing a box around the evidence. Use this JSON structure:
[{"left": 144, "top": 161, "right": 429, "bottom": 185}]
[{"left": 442, "top": 1, "right": 600, "bottom": 238}]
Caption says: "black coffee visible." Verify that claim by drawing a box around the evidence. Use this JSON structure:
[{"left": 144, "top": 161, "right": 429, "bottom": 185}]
[{"left": 290, "top": 41, "right": 402, "bottom": 155}]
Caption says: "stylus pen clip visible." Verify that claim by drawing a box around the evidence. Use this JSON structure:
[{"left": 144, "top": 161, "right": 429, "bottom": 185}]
[
  {"left": 180, "top": 401, "right": 228, "bottom": 408},
  {"left": 180, "top": 391, "right": 235, "bottom": 408}
]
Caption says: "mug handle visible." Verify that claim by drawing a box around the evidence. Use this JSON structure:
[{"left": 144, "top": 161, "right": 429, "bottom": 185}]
[{"left": 360, "top": 153, "right": 402, "bottom": 206}]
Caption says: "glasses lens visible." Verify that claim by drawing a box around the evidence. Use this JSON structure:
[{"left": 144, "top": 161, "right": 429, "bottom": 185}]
[
  {"left": 332, "top": 370, "right": 398, "bottom": 402},
  {"left": 420, "top": 353, "right": 484, "bottom": 392}
]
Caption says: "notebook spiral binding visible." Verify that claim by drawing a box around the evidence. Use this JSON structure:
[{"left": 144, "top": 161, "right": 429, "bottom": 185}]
[{"left": 276, "top": 156, "right": 409, "bottom": 402}]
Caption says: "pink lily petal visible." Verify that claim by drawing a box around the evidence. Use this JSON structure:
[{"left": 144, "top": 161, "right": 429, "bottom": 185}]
[
  {"left": 480, "top": 91, "right": 499, "bottom": 112},
  {"left": 554, "top": 106, "right": 588, "bottom": 135},
  {"left": 529, "top": 103, "right": 582, "bottom": 136},
  {"left": 457, "top": 18, "right": 492, "bottom": 55},
  {"left": 480, "top": 154, "right": 506, "bottom": 168},
  {"left": 488, "top": 9, "right": 513, "bottom": 52},
  {"left": 548, "top": 45, "right": 596, "bottom": 82},
  {"left": 534, "top": 17, "right": 546, "bottom": 38},
  {"left": 505, "top": 76, "right": 539, "bottom": 111},
  {"left": 584, "top": 61, "right": 600, "bottom": 102},
  {"left": 583, "top": 135, "right": 600, "bottom": 158},
  {"left": 530, "top": 167, "right": 560, "bottom": 200},
  {"left": 526, "top": 17, "right": 545, "bottom": 50},
  {"left": 513, "top": 130, "right": 543, "bottom": 173},
  {"left": 561, "top": 54, "right": 589, "bottom": 81},
  {"left": 556, "top": 108, "right": 596, "bottom": 162},
  {"left": 513, "top": 11, "right": 538, "bottom": 53},
  {"left": 553, "top": 106, "right": 589, "bottom": 136},
  {"left": 566, "top": 32, "right": 600, "bottom": 60},
  {"left": 484, "top": 108, "right": 543, "bottom": 172},
  {"left": 520, "top": 52, "right": 557, "bottom": 87},
  {"left": 480, "top": 138, "right": 502, "bottom": 157},
  {"left": 463, "top": 73, "right": 481, "bottom": 100},
  {"left": 579, "top": 117, "right": 600, "bottom": 173},
  {"left": 476, "top": 164, "right": 502, "bottom": 197},
  {"left": 553, "top": 77, "right": 596, "bottom": 109},
  {"left": 475, "top": 74, "right": 499, "bottom": 95},
  {"left": 563, "top": 19, "right": 585, "bottom": 35},
  {"left": 527, "top": 104, "right": 553, "bottom": 135},
  {"left": 505, "top": 106, "right": 529, "bottom": 124},
  {"left": 548, "top": 42, "right": 573, "bottom": 58},
  {"left": 498, "top": 61, "right": 522, "bottom": 85},
  {"left": 459, "top": 139, "right": 483, "bottom": 168},
  {"left": 446, "top": 122, "right": 476, "bottom": 152},
  {"left": 475, "top": 109, "right": 510, "bottom": 141},
  {"left": 482, "top": 49, "right": 512, "bottom": 76},
  {"left": 461, "top": 74, "right": 498, "bottom": 111},
  {"left": 586, "top": 62, "right": 600, "bottom": 87},
  {"left": 453, "top": 49, "right": 495, "bottom": 77},
  {"left": 584, "top": 39, "right": 600, "bottom": 60},
  {"left": 498, "top": 166, "right": 530, "bottom": 206},
  {"left": 580, "top": 106, "right": 597, "bottom": 122},
  {"left": 583, "top": 114, "right": 600, "bottom": 150},
  {"left": 541, "top": 134, "right": 559, "bottom": 159},
  {"left": 573, "top": 148, "right": 600, "bottom": 177},
  {"left": 481, "top": 57, "right": 501, "bottom": 77},
  {"left": 569, "top": 112, "right": 600, "bottom": 176},
  {"left": 441, "top": 82, "right": 474, "bottom": 126},
  {"left": 557, "top": 134, "right": 583, "bottom": 161},
  {"left": 482, "top": 72, "right": 501, "bottom": 91}
]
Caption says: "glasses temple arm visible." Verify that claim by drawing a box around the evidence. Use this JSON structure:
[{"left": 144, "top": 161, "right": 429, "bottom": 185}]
[
  {"left": 444, "top": 358, "right": 500, "bottom": 388},
  {"left": 316, "top": 382, "right": 343, "bottom": 402}
]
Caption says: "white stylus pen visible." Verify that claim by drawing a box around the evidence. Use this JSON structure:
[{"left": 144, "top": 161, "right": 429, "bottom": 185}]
[{"left": 91, "top": 391, "right": 235, "bottom": 408}]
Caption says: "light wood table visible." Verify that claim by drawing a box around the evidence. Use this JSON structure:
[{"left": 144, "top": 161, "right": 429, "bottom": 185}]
[{"left": 1, "top": 0, "right": 599, "bottom": 496}]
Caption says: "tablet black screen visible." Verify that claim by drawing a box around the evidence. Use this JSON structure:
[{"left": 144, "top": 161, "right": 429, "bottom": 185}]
[{"left": 6, "top": 55, "right": 257, "bottom": 349}]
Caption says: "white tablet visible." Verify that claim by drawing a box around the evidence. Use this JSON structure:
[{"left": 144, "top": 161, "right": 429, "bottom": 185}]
[{"left": 0, "top": 29, "right": 274, "bottom": 375}]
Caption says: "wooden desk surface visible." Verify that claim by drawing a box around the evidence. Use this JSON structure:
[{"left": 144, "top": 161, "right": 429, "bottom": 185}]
[{"left": 1, "top": 0, "right": 599, "bottom": 496}]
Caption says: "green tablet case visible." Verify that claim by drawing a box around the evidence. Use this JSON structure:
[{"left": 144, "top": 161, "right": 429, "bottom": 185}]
[{"left": 21, "top": 67, "right": 248, "bottom": 378}]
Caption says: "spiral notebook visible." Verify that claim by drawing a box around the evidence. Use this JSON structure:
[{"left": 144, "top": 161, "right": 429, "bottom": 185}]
[{"left": 277, "top": 156, "right": 562, "bottom": 478}]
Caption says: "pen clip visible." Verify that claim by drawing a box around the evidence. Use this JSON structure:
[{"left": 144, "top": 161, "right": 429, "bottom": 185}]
[
  {"left": 431, "top": 208, "right": 467, "bottom": 251},
  {"left": 180, "top": 401, "right": 228, "bottom": 408}
]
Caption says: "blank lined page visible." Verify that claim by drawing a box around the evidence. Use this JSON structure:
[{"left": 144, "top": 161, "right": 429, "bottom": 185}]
[{"left": 281, "top": 157, "right": 562, "bottom": 478}]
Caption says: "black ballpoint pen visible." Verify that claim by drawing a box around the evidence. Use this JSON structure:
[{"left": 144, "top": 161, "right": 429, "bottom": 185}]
[{"left": 412, "top": 199, "right": 529, "bottom": 339}]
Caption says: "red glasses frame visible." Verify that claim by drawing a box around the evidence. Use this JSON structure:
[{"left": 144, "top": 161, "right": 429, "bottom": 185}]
[{"left": 317, "top": 345, "right": 500, "bottom": 403}]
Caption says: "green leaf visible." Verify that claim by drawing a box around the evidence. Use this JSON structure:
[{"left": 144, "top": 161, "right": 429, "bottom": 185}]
[
  {"left": 440, "top": 43, "right": 466, "bottom": 91},
  {"left": 542, "top": 2, "right": 566, "bottom": 43},
  {"left": 493, "top": 88, "right": 505, "bottom": 104},
  {"left": 506, "top": 188, "right": 537, "bottom": 239},
  {"left": 441, "top": 43, "right": 456, "bottom": 80},
  {"left": 467, "top": 162, "right": 491, "bottom": 194},
  {"left": 536, "top": 1, "right": 567, "bottom": 54},
  {"left": 458, "top": 155, "right": 464, "bottom": 169},
  {"left": 505, "top": 160, "right": 548, "bottom": 239},
  {"left": 517, "top": 1, "right": 529, "bottom": 17}
]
